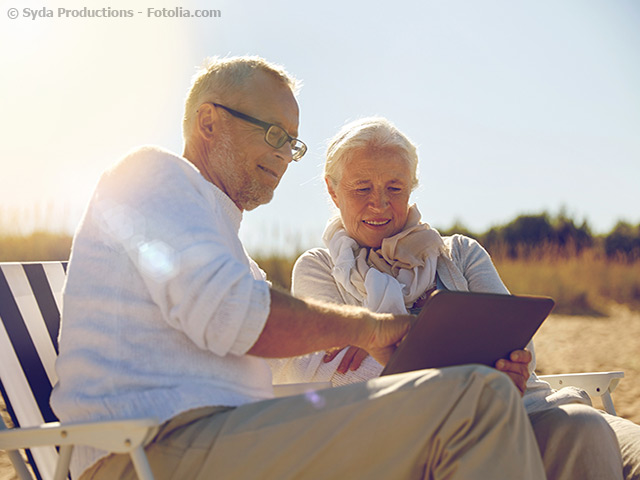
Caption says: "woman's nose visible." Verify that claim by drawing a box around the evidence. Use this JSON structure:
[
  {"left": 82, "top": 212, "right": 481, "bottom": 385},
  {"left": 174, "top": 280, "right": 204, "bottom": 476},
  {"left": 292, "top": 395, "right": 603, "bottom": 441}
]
[{"left": 369, "top": 190, "right": 389, "bottom": 210}]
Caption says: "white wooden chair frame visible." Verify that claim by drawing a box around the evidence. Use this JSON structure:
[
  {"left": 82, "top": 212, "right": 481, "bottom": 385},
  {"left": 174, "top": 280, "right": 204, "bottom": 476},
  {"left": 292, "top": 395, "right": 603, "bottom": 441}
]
[
  {"left": 539, "top": 371, "right": 624, "bottom": 415},
  {"left": 0, "top": 418, "right": 159, "bottom": 480}
]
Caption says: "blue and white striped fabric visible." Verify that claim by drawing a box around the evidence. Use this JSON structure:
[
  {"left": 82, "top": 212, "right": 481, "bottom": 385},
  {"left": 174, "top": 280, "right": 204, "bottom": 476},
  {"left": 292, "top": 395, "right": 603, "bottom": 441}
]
[{"left": 0, "top": 261, "right": 67, "bottom": 480}]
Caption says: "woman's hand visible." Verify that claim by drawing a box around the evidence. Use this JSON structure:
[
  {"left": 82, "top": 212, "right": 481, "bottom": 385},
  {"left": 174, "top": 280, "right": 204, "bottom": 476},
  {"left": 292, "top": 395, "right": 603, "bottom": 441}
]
[
  {"left": 324, "top": 346, "right": 369, "bottom": 374},
  {"left": 495, "top": 349, "right": 532, "bottom": 396}
]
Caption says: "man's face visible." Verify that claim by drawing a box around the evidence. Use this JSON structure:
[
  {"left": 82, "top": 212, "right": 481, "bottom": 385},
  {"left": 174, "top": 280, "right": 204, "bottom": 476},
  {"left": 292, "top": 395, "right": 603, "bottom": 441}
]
[{"left": 208, "top": 71, "right": 300, "bottom": 211}]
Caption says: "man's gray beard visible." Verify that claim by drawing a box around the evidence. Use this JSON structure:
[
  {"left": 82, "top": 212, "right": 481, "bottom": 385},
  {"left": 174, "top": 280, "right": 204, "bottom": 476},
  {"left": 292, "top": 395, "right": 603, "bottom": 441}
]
[{"left": 212, "top": 132, "right": 275, "bottom": 211}]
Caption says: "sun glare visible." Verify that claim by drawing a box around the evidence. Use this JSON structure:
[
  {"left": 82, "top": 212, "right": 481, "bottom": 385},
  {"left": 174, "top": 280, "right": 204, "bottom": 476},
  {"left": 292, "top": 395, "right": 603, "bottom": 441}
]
[{"left": 1, "top": 10, "right": 195, "bottom": 233}]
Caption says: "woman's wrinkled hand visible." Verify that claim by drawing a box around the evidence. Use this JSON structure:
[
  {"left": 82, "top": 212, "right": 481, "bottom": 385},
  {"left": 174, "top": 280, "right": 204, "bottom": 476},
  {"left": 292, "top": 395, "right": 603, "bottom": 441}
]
[
  {"left": 324, "top": 346, "right": 369, "bottom": 374},
  {"left": 495, "top": 349, "right": 532, "bottom": 396}
]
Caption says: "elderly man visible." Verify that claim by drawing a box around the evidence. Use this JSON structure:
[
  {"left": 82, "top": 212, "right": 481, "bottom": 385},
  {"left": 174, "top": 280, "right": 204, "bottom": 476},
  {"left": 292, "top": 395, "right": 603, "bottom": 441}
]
[{"left": 51, "top": 56, "right": 546, "bottom": 479}]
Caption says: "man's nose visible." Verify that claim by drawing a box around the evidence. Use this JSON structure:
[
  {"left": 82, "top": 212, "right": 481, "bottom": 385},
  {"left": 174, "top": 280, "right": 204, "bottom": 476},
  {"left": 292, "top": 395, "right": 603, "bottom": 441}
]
[{"left": 274, "top": 143, "right": 294, "bottom": 164}]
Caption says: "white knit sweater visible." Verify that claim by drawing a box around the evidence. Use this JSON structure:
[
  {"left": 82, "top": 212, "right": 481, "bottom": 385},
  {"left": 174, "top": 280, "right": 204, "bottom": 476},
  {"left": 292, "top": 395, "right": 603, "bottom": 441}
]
[
  {"left": 270, "top": 235, "right": 589, "bottom": 414},
  {"left": 51, "top": 146, "right": 273, "bottom": 478}
]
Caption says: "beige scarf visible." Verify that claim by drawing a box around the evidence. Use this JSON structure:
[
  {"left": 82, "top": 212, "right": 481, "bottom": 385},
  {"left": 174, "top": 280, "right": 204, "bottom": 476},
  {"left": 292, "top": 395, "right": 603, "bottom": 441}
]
[{"left": 323, "top": 204, "right": 451, "bottom": 314}]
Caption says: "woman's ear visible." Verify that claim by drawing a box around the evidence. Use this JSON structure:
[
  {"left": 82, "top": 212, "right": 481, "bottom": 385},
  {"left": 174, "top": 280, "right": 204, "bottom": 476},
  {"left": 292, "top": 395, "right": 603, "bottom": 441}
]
[{"left": 325, "top": 177, "right": 340, "bottom": 208}]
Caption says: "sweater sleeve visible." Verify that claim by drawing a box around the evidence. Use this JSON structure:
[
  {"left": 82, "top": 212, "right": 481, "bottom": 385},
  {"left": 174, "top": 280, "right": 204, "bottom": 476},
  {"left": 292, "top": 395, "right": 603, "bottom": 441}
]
[
  {"left": 89, "top": 148, "right": 270, "bottom": 357},
  {"left": 449, "top": 235, "right": 510, "bottom": 294}
]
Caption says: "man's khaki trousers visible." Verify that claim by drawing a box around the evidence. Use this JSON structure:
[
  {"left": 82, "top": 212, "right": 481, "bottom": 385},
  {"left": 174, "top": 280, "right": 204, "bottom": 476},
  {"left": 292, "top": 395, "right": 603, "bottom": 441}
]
[{"left": 82, "top": 365, "right": 546, "bottom": 479}]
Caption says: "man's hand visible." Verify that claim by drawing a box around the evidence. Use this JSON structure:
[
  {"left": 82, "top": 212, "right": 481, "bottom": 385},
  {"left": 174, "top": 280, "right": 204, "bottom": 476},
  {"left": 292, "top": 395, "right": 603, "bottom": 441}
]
[
  {"left": 356, "top": 314, "right": 412, "bottom": 367},
  {"left": 495, "top": 349, "right": 532, "bottom": 396},
  {"left": 324, "top": 346, "right": 369, "bottom": 374}
]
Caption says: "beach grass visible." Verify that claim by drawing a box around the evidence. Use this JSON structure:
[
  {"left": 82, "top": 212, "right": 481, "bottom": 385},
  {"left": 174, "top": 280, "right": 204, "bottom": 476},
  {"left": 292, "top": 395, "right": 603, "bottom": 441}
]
[
  {"left": 1, "top": 231, "right": 638, "bottom": 315},
  {"left": 492, "top": 247, "right": 640, "bottom": 315}
]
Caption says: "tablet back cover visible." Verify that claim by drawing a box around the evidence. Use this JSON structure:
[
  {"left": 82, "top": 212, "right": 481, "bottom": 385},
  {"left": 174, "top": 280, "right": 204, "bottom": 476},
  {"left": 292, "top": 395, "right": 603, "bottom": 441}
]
[{"left": 381, "top": 290, "right": 554, "bottom": 376}]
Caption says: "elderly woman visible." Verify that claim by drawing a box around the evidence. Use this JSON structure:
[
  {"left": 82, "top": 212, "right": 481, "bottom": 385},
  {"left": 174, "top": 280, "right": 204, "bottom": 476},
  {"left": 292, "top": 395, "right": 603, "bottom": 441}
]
[{"left": 270, "top": 117, "right": 640, "bottom": 480}]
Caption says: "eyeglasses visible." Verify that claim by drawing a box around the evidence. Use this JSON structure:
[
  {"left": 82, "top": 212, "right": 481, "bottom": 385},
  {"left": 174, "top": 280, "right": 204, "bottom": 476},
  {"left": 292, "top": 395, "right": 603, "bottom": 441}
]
[{"left": 210, "top": 103, "right": 307, "bottom": 161}]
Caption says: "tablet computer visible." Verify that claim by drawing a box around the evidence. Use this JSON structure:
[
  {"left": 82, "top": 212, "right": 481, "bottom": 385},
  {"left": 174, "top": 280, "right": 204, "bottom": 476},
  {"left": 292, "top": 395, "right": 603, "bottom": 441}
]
[{"left": 380, "top": 290, "right": 554, "bottom": 376}]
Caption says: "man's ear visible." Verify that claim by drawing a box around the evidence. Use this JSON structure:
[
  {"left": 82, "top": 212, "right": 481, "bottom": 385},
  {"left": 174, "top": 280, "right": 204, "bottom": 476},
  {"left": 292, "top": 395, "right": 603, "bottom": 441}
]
[
  {"left": 325, "top": 177, "right": 340, "bottom": 208},
  {"left": 196, "top": 103, "right": 219, "bottom": 141}
]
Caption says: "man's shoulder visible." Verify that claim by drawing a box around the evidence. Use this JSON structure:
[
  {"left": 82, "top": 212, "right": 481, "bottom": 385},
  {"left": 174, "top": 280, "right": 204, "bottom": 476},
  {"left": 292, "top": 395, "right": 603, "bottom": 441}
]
[
  {"left": 107, "top": 145, "right": 192, "bottom": 177},
  {"left": 96, "top": 145, "right": 205, "bottom": 197}
]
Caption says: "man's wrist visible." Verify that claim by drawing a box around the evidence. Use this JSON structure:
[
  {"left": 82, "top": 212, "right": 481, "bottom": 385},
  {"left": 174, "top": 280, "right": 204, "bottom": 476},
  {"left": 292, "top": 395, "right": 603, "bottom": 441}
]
[{"left": 352, "top": 311, "right": 388, "bottom": 351}]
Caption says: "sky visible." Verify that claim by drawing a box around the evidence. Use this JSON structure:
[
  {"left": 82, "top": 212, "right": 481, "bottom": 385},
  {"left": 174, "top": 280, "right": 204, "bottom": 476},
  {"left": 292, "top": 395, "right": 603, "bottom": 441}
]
[{"left": 1, "top": 0, "right": 639, "bottom": 255}]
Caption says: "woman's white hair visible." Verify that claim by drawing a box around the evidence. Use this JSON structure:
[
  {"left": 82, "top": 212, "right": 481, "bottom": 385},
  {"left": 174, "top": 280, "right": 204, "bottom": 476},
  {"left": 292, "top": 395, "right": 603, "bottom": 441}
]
[
  {"left": 182, "top": 55, "right": 301, "bottom": 140},
  {"left": 324, "top": 117, "right": 419, "bottom": 190}
]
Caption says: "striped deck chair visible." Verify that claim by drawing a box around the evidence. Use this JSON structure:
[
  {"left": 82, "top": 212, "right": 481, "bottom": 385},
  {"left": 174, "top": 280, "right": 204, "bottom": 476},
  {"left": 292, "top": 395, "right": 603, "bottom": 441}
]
[{"left": 0, "top": 262, "right": 158, "bottom": 480}]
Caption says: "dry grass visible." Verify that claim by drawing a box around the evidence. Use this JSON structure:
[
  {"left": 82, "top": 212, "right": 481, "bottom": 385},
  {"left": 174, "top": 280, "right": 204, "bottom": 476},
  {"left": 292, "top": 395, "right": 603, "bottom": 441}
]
[
  {"left": 0, "top": 232, "right": 71, "bottom": 262},
  {"left": 253, "top": 246, "right": 640, "bottom": 317},
  {"left": 493, "top": 247, "right": 640, "bottom": 316},
  {"left": 1, "top": 233, "right": 638, "bottom": 316},
  {"left": 253, "top": 253, "right": 299, "bottom": 291}
]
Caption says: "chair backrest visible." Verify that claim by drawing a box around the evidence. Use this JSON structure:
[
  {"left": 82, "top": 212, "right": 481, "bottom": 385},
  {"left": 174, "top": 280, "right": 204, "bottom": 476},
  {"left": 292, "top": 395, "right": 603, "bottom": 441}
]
[{"left": 0, "top": 261, "right": 68, "bottom": 480}]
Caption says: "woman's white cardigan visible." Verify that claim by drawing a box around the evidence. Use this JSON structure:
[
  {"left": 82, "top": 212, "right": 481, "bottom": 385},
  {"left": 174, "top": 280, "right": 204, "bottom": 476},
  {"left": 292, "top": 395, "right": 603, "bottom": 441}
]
[{"left": 269, "top": 234, "right": 589, "bottom": 414}]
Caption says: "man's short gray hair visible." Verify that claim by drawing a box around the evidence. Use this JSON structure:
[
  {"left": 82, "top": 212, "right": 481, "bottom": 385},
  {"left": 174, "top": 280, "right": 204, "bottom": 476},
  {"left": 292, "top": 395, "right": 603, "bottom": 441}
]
[
  {"left": 182, "top": 55, "right": 301, "bottom": 140},
  {"left": 325, "top": 117, "right": 419, "bottom": 190}
]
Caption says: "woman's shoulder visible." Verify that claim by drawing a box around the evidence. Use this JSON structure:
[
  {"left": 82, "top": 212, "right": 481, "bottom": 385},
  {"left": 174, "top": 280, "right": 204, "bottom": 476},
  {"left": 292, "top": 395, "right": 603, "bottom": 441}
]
[
  {"left": 441, "top": 233, "right": 484, "bottom": 254},
  {"left": 293, "top": 247, "right": 333, "bottom": 272},
  {"left": 292, "top": 247, "right": 339, "bottom": 299},
  {"left": 439, "top": 233, "right": 493, "bottom": 270}
]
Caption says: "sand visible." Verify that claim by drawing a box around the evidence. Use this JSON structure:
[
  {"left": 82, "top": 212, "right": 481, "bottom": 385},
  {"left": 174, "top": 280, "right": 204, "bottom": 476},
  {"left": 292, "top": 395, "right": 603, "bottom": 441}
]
[
  {"left": 533, "top": 305, "right": 640, "bottom": 423},
  {"left": 2, "top": 307, "right": 639, "bottom": 479}
]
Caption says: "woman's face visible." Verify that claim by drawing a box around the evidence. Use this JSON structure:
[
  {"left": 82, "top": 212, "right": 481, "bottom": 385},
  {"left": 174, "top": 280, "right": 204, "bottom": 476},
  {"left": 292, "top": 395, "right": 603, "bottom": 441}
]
[{"left": 327, "top": 148, "right": 412, "bottom": 248}]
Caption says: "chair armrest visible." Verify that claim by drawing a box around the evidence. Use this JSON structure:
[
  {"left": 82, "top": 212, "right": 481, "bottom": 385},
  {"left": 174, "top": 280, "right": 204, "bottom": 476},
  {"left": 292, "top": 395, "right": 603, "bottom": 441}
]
[
  {"left": 273, "top": 382, "right": 332, "bottom": 397},
  {"left": 538, "top": 371, "right": 624, "bottom": 398},
  {"left": 0, "top": 417, "right": 159, "bottom": 454}
]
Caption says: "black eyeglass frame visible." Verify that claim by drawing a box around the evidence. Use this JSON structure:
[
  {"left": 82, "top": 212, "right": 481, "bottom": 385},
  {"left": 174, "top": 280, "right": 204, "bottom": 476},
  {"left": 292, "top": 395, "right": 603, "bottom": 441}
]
[{"left": 209, "top": 103, "right": 307, "bottom": 161}]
